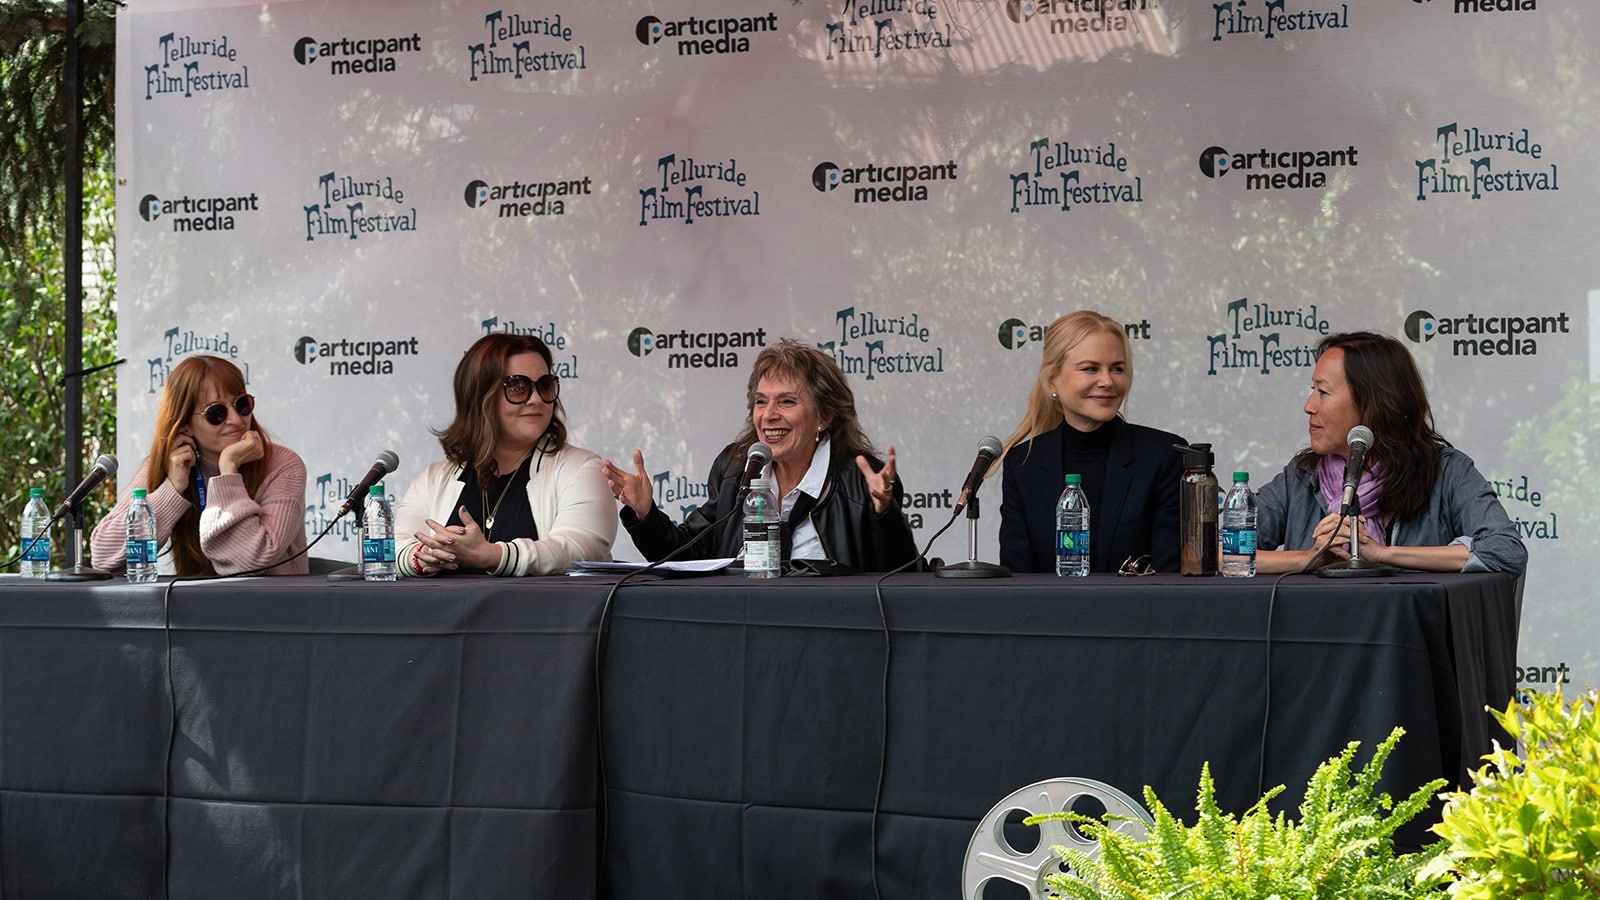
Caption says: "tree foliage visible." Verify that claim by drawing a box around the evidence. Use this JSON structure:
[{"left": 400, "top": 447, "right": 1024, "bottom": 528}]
[{"left": 1, "top": 0, "right": 118, "bottom": 563}]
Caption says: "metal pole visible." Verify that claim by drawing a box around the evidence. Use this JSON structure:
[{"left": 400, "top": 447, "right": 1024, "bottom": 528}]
[{"left": 63, "top": 0, "right": 85, "bottom": 551}]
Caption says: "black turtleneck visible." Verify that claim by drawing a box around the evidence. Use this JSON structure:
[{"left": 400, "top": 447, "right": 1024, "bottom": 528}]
[{"left": 1058, "top": 416, "right": 1121, "bottom": 540}]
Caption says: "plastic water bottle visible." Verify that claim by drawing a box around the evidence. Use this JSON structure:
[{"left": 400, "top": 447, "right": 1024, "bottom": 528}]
[
  {"left": 742, "top": 477, "right": 781, "bottom": 579},
  {"left": 1221, "top": 472, "right": 1257, "bottom": 578},
  {"left": 1055, "top": 474, "right": 1091, "bottom": 577},
  {"left": 362, "top": 485, "right": 396, "bottom": 581},
  {"left": 20, "top": 487, "right": 51, "bottom": 578},
  {"left": 125, "top": 488, "right": 159, "bottom": 583}
]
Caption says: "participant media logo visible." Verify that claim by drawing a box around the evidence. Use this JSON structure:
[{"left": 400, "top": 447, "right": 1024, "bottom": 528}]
[
  {"left": 997, "top": 317, "right": 1150, "bottom": 350},
  {"left": 1006, "top": 0, "right": 1153, "bottom": 36},
  {"left": 639, "top": 154, "right": 761, "bottom": 226},
  {"left": 1403, "top": 308, "right": 1570, "bottom": 357},
  {"left": 823, "top": 0, "right": 951, "bottom": 60},
  {"left": 463, "top": 174, "right": 592, "bottom": 218},
  {"left": 816, "top": 306, "right": 947, "bottom": 381},
  {"left": 1205, "top": 298, "right": 1329, "bottom": 376},
  {"left": 1199, "top": 143, "right": 1358, "bottom": 191},
  {"left": 294, "top": 334, "right": 420, "bottom": 376},
  {"left": 811, "top": 159, "right": 958, "bottom": 204},
  {"left": 468, "top": 10, "right": 586, "bottom": 81},
  {"left": 635, "top": 12, "right": 777, "bottom": 56},
  {"left": 303, "top": 171, "right": 417, "bottom": 241},
  {"left": 1414, "top": 122, "right": 1559, "bottom": 201},
  {"left": 480, "top": 316, "right": 581, "bottom": 379},
  {"left": 1413, "top": 0, "right": 1536, "bottom": 13},
  {"left": 626, "top": 326, "right": 768, "bottom": 369},
  {"left": 138, "top": 189, "right": 260, "bottom": 233},
  {"left": 142, "top": 31, "right": 251, "bottom": 100},
  {"left": 146, "top": 326, "right": 245, "bottom": 393},
  {"left": 1010, "top": 136, "right": 1143, "bottom": 213},
  {"left": 1211, "top": 0, "right": 1350, "bottom": 41},
  {"left": 293, "top": 31, "right": 421, "bottom": 74}
]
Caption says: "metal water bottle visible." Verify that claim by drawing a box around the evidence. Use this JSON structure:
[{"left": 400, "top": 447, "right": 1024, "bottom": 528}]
[{"left": 1176, "top": 443, "right": 1219, "bottom": 576}]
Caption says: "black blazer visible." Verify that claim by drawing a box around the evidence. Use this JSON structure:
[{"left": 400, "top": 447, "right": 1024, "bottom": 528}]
[{"left": 998, "top": 419, "right": 1185, "bottom": 573}]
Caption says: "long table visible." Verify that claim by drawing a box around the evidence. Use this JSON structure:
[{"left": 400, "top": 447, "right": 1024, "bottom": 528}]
[{"left": 0, "top": 572, "right": 1517, "bottom": 898}]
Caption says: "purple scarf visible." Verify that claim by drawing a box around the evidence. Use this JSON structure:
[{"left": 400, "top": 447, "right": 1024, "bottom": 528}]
[{"left": 1317, "top": 454, "right": 1386, "bottom": 545}]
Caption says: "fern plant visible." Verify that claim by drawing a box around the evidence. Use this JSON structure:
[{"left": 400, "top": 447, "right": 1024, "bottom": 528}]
[
  {"left": 1418, "top": 688, "right": 1600, "bottom": 899},
  {"left": 1026, "top": 727, "right": 1447, "bottom": 900}
]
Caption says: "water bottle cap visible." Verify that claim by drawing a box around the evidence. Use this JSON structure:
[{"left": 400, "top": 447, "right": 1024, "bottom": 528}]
[
  {"left": 132, "top": 488, "right": 148, "bottom": 499},
  {"left": 29, "top": 487, "right": 43, "bottom": 498},
  {"left": 750, "top": 477, "right": 771, "bottom": 489},
  {"left": 368, "top": 485, "right": 384, "bottom": 495},
  {"left": 1063, "top": 474, "right": 1082, "bottom": 485},
  {"left": 1174, "top": 443, "right": 1215, "bottom": 468},
  {"left": 1233, "top": 471, "right": 1249, "bottom": 482}
]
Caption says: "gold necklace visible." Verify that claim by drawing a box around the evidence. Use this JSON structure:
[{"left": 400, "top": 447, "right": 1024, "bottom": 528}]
[{"left": 480, "top": 459, "right": 524, "bottom": 538}]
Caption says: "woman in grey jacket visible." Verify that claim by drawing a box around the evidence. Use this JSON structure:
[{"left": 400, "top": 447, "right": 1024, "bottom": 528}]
[{"left": 1256, "top": 331, "right": 1526, "bottom": 575}]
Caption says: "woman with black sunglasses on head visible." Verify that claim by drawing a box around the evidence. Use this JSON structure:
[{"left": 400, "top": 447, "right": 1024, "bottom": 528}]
[
  {"left": 90, "top": 354, "right": 309, "bottom": 575},
  {"left": 394, "top": 333, "right": 616, "bottom": 576}
]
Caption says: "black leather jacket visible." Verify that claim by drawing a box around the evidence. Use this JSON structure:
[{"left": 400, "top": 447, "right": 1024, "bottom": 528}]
[{"left": 620, "top": 443, "right": 919, "bottom": 572}]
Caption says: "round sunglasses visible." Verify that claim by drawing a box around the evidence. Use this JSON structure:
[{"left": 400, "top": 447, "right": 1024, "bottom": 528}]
[
  {"left": 195, "top": 394, "right": 254, "bottom": 426},
  {"left": 501, "top": 374, "right": 560, "bottom": 405}
]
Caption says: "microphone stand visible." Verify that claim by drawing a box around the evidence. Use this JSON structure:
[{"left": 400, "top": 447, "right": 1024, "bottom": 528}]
[
  {"left": 326, "top": 503, "right": 367, "bottom": 582},
  {"left": 1316, "top": 504, "right": 1397, "bottom": 579},
  {"left": 934, "top": 495, "right": 1010, "bottom": 578},
  {"left": 45, "top": 506, "right": 112, "bottom": 581}
]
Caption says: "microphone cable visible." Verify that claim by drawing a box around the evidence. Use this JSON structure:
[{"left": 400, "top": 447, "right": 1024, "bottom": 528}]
[
  {"left": 1255, "top": 516, "right": 1346, "bottom": 801},
  {"left": 591, "top": 501, "right": 741, "bottom": 891},
  {"left": 155, "top": 515, "right": 348, "bottom": 900},
  {"left": 868, "top": 507, "right": 960, "bottom": 900}
]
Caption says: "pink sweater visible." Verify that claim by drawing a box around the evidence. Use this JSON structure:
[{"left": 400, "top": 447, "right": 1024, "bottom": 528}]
[{"left": 90, "top": 445, "right": 309, "bottom": 576}]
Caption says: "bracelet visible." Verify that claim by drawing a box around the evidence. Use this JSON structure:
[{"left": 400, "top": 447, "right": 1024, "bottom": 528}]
[{"left": 410, "top": 547, "right": 425, "bottom": 575}]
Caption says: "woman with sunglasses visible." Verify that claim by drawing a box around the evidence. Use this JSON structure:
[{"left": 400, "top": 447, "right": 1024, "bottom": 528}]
[
  {"left": 394, "top": 333, "right": 615, "bottom": 576},
  {"left": 89, "top": 354, "right": 308, "bottom": 575}
]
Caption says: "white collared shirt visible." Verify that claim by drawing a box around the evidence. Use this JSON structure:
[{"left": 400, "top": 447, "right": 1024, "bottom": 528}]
[{"left": 767, "top": 436, "right": 831, "bottom": 561}]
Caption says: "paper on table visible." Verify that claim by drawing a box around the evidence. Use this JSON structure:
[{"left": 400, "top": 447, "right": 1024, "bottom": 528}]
[{"left": 568, "top": 558, "right": 737, "bottom": 575}]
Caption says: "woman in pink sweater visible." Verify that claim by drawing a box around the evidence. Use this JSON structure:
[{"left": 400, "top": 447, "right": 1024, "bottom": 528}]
[{"left": 91, "top": 355, "right": 308, "bottom": 576}]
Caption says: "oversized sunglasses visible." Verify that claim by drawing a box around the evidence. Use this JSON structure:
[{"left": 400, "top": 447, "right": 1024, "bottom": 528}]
[
  {"left": 196, "top": 394, "right": 254, "bottom": 426},
  {"left": 502, "top": 374, "right": 560, "bottom": 405}
]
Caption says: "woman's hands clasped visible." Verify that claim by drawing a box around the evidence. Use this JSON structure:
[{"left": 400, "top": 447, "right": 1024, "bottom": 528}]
[{"left": 410, "top": 508, "right": 501, "bottom": 575}]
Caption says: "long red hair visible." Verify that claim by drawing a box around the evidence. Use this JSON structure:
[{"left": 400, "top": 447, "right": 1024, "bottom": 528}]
[{"left": 142, "top": 355, "right": 275, "bottom": 575}]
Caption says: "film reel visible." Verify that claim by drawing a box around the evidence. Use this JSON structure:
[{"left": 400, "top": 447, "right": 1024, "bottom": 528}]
[{"left": 961, "top": 777, "right": 1152, "bottom": 900}]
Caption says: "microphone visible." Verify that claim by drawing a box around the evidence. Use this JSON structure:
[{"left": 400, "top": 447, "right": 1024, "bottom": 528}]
[
  {"left": 54, "top": 454, "right": 117, "bottom": 519},
  {"left": 1340, "top": 426, "right": 1373, "bottom": 515},
  {"left": 954, "top": 435, "right": 1004, "bottom": 513},
  {"left": 741, "top": 442, "right": 773, "bottom": 488},
  {"left": 338, "top": 450, "right": 400, "bottom": 517}
]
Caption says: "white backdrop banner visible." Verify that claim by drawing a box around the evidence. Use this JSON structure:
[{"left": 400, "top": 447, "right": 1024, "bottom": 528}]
[{"left": 116, "top": 0, "right": 1598, "bottom": 692}]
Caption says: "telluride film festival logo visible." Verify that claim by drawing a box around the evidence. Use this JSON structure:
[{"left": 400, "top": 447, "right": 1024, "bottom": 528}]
[
  {"left": 824, "top": 0, "right": 951, "bottom": 60},
  {"left": 816, "top": 307, "right": 947, "bottom": 381},
  {"left": 1199, "top": 143, "right": 1358, "bottom": 191},
  {"left": 148, "top": 326, "right": 246, "bottom": 392},
  {"left": 1010, "top": 136, "right": 1142, "bottom": 213},
  {"left": 293, "top": 30, "right": 422, "bottom": 75},
  {"left": 639, "top": 154, "right": 761, "bottom": 225},
  {"left": 1414, "top": 122, "right": 1558, "bottom": 201},
  {"left": 468, "top": 10, "right": 586, "bottom": 81},
  {"left": 303, "top": 171, "right": 417, "bottom": 241},
  {"left": 1205, "top": 298, "right": 1329, "bottom": 375},
  {"left": 1210, "top": 0, "right": 1349, "bottom": 41},
  {"left": 464, "top": 174, "right": 591, "bottom": 218},
  {"left": 138, "top": 189, "right": 260, "bottom": 233},
  {"left": 143, "top": 31, "right": 251, "bottom": 100},
  {"left": 481, "top": 316, "right": 580, "bottom": 379},
  {"left": 812, "top": 160, "right": 958, "bottom": 204},
  {"left": 635, "top": 12, "right": 777, "bottom": 56},
  {"left": 1006, "top": 0, "right": 1152, "bottom": 35}
]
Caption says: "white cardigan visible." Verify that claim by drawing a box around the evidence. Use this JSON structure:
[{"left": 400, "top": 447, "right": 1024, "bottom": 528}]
[{"left": 393, "top": 443, "right": 616, "bottom": 576}]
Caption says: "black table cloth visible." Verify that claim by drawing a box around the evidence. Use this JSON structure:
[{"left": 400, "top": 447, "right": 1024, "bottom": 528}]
[{"left": 0, "top": 571, "right": 1517, "bottom": 898}]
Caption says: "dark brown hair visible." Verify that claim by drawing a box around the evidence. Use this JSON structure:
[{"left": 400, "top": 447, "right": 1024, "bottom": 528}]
[{"left": 435, "top": 333, "right": 567, "bottom": 482}]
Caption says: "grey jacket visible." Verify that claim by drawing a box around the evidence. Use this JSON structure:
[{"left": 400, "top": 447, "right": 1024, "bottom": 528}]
[{"left": 1256, "top": 446, "right": 1527, "bottom": 575}]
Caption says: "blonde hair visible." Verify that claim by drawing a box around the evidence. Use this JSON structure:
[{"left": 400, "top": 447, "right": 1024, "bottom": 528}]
[{"left": 998, "top": 310, "right": 1133, "bottom": 466}]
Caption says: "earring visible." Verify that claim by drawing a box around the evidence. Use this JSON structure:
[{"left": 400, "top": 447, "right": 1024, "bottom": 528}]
[{"left": 1050, "top": 391, "right": 1058, "bottom": 399}]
